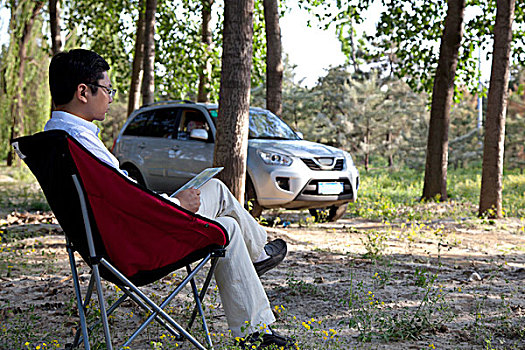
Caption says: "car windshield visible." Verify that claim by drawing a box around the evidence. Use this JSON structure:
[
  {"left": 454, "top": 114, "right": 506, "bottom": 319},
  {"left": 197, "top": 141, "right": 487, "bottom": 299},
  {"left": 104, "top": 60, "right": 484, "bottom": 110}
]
[{"left": 208, "top": 108, "right": 300, "bottom": 140}]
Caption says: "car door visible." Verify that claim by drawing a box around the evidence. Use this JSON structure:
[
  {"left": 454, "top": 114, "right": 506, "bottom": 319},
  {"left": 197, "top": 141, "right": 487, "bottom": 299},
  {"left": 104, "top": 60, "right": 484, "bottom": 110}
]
[
  {"left": 164, "top": 108, "right": 214, "bottom": 190},
  {"left": 137, "top": 108, "right": 178, "bottom": 192}
]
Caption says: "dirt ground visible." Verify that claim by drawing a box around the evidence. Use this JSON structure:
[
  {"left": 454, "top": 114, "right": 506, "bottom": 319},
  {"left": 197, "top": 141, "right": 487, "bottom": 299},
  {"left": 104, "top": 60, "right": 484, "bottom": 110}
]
[{"left": 1, "top": 209, "right": 524, "bottom": 349}]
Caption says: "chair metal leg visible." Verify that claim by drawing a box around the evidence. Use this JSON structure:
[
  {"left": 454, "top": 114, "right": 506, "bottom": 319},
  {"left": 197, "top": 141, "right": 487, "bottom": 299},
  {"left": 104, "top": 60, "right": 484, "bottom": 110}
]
[
  {"left": 67, "top": 244, "right": 91, "bottom": 350},
  {"left": 119, "top": 286, "right": 183, "bottom": 340},
  {"left": 102, "top": 258, "right": 209, "bottom": 350},
  {"left": 187, "top": 264, "right": 214, "bottom": 349},
  {"left": 93, "top": 264, "right": 113, "bottom": 350},
  {"left": 75, "top": 292, "right": 129, "bottom": 347},
  {"left": 71, "top": 275, "right": 95, "bottom": 348},
  {"left": 188, "top": 257, "right": 220, "bottom": 329}
]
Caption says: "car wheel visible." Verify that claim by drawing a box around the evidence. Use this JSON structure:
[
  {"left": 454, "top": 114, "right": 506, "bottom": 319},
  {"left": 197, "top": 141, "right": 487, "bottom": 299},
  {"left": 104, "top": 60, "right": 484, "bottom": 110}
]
[
  {"left": 245, "top": 177, "right": 263, "bottom": 218},
  {"left": 328, "top": 203, "right": 348, "bottom": 221},
  {"left": 121, "top": 164, "right": 146, "bottom": 187},
  {"left": 309, "top": 204, "right": 348, "bottom": 222}
]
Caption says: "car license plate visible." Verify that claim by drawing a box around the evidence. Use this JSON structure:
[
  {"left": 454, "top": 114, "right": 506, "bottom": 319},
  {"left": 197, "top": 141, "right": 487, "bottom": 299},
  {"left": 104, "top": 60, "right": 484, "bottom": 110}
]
[{"left": 318, "top": 182, "right": 344, "bottom": 195}]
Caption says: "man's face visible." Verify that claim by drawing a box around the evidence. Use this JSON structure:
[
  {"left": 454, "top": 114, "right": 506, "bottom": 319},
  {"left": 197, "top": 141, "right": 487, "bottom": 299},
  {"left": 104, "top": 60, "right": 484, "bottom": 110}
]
[{"left": 87, "top": 71, "right": 113, "bottom": 122}]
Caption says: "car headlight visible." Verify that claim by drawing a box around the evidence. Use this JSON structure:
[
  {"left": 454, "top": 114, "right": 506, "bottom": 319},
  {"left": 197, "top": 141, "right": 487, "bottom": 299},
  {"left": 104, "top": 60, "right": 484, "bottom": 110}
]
[
  {"left": 343, "top": 151, "right": 355, "bottom": 168},
  {"left": 258, "top": 150, "right": 292, "bottom": 166}
]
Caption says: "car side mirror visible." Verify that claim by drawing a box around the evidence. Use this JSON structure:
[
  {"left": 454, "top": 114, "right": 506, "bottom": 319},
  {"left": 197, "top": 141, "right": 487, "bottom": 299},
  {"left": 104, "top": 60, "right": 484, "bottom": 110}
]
[
  {"left": 295, "top": 131, "right": 303, "bottom": 139},
  {"left": 190, "top": 128, "right": 208, "bottom": 141}
]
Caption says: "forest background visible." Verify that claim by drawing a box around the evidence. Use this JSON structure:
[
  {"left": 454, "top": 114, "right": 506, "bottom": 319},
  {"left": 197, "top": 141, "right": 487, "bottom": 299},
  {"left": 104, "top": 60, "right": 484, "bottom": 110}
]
[{"left": 0, "top": 0, "right": 524, "bottom": 211}]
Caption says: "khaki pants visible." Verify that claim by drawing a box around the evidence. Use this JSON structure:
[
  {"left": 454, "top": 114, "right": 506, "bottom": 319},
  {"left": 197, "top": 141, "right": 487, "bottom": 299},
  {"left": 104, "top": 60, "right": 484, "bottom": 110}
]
[{"left": 197, "top": 179, "right": 276, "bottom": 337}]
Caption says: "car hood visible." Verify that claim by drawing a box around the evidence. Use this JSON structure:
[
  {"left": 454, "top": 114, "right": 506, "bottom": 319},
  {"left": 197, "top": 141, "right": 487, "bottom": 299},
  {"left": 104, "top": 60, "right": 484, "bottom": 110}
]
[{"left": 248, "top": 139, "right": 344, "bottom": 158}]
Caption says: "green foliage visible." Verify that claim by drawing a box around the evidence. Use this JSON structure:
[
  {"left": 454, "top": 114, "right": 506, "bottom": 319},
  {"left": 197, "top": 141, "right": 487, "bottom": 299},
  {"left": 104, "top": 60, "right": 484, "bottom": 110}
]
[
  {"left": 342, "top": 271, "right": 454, "bottom": 342},
  {"left": 301, "top": 0, "right": 525, "bottom": 100},
  {"left": 0, "top": 1, "right": 50, "bottom": 160},
  {"left": 297, "top": 66, "right": 430, "bottom": 169},
  {"left": 156, "top": 0, "right": 222, "bottom": 101},
  {"left": 63, "top": 0, "right": 136, "bottom": 95},
  {"left": 348, "top": 166, "right": 525, "bottom": 220},
  {"left": 360, "top": 230, "right": 388, "bottom": 259}
]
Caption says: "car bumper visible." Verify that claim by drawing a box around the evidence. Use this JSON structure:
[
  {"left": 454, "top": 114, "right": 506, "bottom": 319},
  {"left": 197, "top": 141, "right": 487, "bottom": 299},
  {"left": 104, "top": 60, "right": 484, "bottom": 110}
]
[{"left": 249, "top": 154, "right": 359, "bottom": 210}]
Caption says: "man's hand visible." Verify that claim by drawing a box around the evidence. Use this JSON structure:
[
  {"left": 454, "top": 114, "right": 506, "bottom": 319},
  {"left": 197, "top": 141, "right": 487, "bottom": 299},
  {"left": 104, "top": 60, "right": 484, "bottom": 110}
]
[{"left": 174, "top": 188, "right": 201, "bottom": 213}]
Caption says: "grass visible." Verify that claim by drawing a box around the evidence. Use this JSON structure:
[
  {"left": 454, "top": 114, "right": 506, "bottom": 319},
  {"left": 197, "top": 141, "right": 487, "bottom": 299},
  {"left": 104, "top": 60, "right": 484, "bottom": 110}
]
[{"left": 347, "top": 166, "right": 525, "bottom": 221}]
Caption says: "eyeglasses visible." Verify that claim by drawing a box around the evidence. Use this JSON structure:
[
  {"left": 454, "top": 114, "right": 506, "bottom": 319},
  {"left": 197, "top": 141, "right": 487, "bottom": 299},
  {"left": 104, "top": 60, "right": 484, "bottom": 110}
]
[{"left": 87, "top": 83, "right": 117, "bottom": 98}]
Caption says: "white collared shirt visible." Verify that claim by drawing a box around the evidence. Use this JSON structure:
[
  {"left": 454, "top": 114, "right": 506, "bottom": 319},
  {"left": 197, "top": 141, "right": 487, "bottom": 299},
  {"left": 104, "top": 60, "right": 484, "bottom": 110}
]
[{"left": 44, "top": 111, "right": 124, "bottom": 174}]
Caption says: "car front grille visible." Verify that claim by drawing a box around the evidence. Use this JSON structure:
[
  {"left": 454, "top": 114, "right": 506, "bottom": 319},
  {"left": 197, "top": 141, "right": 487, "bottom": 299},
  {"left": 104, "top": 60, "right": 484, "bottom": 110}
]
[{"left": 301, "top": 158, "right": 344, "bottom": 171}]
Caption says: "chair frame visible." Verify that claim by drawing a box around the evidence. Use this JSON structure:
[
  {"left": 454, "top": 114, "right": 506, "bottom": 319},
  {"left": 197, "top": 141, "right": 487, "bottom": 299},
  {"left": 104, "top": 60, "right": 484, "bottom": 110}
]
[
  {"left": 66, "top": 169, "right": 226, "bottom": 350},
  {"left": 12, "top": 132, "right": 228, "bottom": 350}
]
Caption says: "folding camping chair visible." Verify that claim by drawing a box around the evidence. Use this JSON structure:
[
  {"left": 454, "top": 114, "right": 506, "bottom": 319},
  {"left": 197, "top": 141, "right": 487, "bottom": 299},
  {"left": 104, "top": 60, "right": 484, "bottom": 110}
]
[{"left": 11, "top": 130, "right": 229, "bottom": 350}]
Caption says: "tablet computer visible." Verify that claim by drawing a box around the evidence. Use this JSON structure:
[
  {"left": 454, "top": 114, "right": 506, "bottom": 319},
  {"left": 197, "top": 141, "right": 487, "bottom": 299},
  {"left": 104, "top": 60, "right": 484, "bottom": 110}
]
[{"left": 170, "top": 167, "right": 224, "bottom": 197}]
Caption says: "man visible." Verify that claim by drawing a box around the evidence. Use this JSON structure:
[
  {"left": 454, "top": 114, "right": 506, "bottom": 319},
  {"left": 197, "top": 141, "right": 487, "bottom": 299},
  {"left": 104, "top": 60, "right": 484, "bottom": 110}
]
[{"left": 45, "top": 49, "right": 293, "bottom": 349}]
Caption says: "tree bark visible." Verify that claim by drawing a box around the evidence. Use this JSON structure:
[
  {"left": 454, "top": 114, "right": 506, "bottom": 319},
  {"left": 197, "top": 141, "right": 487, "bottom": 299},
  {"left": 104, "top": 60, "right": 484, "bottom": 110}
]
[
  {"left": 213, "top": 0, "right": 255, "bottom": 202},
  {"left": 141, "top": 0, "right": 157, "bottom": 106},
  {"left": 197, "top": 0, "right": 213, "bottom": 103},
  {"left": 128, "top": 0, "right": 146, "bottom": 116},
  {"left": 386, "top": 131, "right": 393, "bottom": 167},
  {"left": 422, "top": 0, "right": 465, "bottom": 200},
  {"left": 48, "top": 0, "right": 62, "bottom": 114},
  {"left": 263, "top": 0, "right": 283, "bottom": 116},
  {"left": 7, "top": 1, "right": 44, "bottom": 166},
  {"left": 479, "top": 0, "right": 515, "bottom": 218},
  {"left": 49, "top": 0, "right": 62, "bottom": 54}
]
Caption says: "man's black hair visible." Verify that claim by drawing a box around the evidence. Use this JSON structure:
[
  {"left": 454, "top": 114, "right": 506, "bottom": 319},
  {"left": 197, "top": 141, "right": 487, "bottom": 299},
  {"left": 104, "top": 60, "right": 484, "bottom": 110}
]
[{"left": 49, "top": 49, "right": 110, "bottom": 106}]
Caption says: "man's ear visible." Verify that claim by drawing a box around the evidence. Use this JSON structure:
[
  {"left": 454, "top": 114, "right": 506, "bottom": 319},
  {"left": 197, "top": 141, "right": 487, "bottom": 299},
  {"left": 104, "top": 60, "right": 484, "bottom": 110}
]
[{"left": 76, "top": 84, "right": 89, "bottom": 103}]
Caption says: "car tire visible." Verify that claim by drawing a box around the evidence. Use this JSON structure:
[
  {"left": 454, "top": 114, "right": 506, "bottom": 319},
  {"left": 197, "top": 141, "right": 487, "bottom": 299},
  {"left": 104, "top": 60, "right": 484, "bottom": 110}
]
[
  {"left": 121, "top": 164, "right": 146, "bottom": 187},
  {"left": 245, "top": 177, "right": 263, "bottom": 218},
  {"left": 309, "top": 203, "right": 348, "bottom": 222}
]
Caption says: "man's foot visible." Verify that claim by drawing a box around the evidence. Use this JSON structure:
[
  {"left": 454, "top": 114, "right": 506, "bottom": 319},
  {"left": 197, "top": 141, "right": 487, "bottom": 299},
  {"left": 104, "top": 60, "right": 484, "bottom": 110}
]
[
  {"left": 237, "top": 328, "right": 295, "bottom": 349},
  {"left": 254, "top": 239, "right": 287, "bottom": 276}
]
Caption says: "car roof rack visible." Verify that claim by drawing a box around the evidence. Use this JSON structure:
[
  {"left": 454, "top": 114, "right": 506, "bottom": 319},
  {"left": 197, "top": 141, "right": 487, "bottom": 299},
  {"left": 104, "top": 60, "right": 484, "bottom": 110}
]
[{"left": 141, "top": 100, "right": 195, "bottom": 108}]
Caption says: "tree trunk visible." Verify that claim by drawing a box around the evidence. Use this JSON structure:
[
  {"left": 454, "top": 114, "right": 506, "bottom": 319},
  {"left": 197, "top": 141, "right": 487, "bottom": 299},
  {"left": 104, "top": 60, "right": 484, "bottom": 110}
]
[
  {"left": 263, "top": 0, "right": 283, "bottom": 116},
  {"left": 422, "top": 0, "right": 465, "bottom": 200},
  {"left": 48, "top": 0, "right": 62, "bottom": 114},
  {"left": 213, "top": 0, "right": 255, "bottom": 202},
  {"left": 386, "top": 131, "right": 393, "bottom": 167},
  {"left": 479, "top": 0, "right": 515, "bottom": 218},
  {"left": 7, "top": 1, "right": 44, "bottom": 166},
  {"left": 364, "top": 118, "right": 370, "bottom": 171},
  {"left": 197, "top": 0, "right": 213, "bottom": 103},
  {"left": 128, "top": 0, "right": 146, "bottom": 116},
  {"left": 49, "top": 0, "right": 62, "bottom": 54},
  {"left": 141, "top": 0, "right": 157, "bottom": 106}
]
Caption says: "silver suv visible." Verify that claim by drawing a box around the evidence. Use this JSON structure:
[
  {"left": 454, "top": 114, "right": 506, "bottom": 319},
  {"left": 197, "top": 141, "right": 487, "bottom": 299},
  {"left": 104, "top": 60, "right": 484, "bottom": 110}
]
[{"left": 112, "top": 101, "right": 359, "bottom": 221}]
